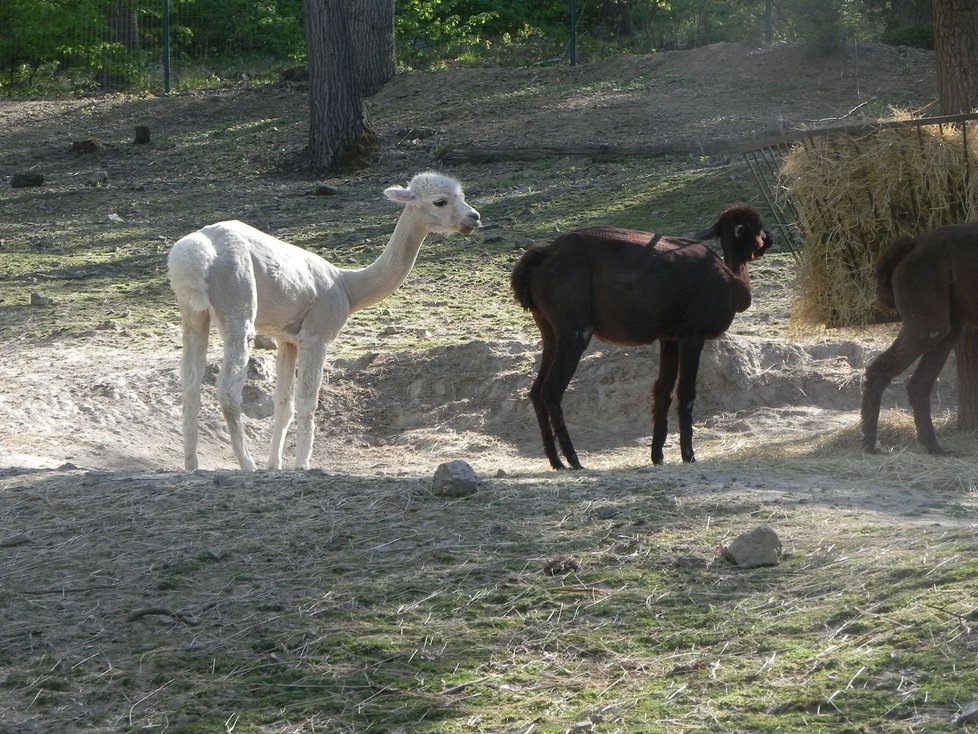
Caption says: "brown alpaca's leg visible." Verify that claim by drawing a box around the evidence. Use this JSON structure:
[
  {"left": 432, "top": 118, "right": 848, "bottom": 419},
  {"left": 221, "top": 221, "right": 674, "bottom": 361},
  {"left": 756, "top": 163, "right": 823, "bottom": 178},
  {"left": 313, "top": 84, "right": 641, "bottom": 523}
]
[
  {"left": 861, "top": 329, "right": 925, "bottom": 453},
  {"left": 651, "top": 340, "right": 679, "bottom": 465},
  {"left": 675, "top": 338, "right": 704, "bottom": 463},
  {"left": 529, "top": 319, "right": 565, "bottom": 469},
  {"left": 906, "top": 335, "right": 956, "bottom": 455},
  {"left": 540, "top": 329, "right": 591, "bottom": 470}
]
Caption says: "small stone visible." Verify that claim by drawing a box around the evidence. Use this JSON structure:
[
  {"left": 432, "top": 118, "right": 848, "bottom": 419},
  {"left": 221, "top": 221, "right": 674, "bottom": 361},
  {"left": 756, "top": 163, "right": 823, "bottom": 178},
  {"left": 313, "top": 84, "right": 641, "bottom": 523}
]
[
  {"left": 29, "top": 291, "right": 54, "bottom": 306},
  {"left": 71, "top": 138, "right": 101, "bottom": 154},
  {"left": 952, "top": 700, "right": 978, "bottom": 724},
  {"left": 722, "top": 525, "right": 782, "bottom": 568},
  {"left": 206, "top": 546, "right": 227, "bottom": 561},
  {"left": 85, "top": 170, "right": 109, "bottom": 187},
  {"left": 431, "top": 460, "right": 479, "bottom": 498},
  {"left": 312, "top": 182, "right": 339, "bottom": 196},
  {"left": 11, "top": 172, "right": 44, "bottom": 188},
  {"left": 252, "top": 334, "right": 277, "bottom": 350},
  {"left": 0, "top": 534, "right": 30, "bottom": 548},
  {"left": 96, "top": 319, "right": 119, "bottom": 330}
]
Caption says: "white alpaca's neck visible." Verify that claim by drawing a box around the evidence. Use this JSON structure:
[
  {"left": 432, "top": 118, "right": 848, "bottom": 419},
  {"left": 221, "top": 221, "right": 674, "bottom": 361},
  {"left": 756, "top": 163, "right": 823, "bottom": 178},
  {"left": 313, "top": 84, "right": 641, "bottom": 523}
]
[{"left": 341, "top": 207, "right": 429, "bottom": 313}]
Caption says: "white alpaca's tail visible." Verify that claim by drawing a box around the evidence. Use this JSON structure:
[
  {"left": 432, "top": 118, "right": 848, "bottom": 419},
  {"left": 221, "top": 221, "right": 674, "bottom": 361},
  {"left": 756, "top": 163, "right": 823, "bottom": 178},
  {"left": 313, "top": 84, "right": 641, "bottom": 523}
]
[{"left": 167, "top": 231, "right": 216, "bottom": 313}]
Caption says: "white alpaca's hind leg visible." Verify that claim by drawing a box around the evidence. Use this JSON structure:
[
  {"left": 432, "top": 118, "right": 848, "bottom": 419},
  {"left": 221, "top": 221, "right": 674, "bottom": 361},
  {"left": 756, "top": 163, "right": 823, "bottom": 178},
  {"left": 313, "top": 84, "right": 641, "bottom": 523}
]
[
  {"left": 180, "top": 307, "right": 210, "bottom": 471},
  {"left": 266, "top": 340, "right": 298, "bottom": 470},
  {"left": 294, "top": 340, "right": 328, "bottom": 470},
  {"left": 216, "top": 319, "right": 257, "bottom": 471}
]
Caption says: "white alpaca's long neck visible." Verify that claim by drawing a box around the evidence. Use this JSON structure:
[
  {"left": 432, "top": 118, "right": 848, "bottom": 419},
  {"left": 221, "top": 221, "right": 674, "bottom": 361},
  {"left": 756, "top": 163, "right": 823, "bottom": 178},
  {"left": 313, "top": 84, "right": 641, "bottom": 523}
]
[{"left": 341, "top": 207, "right": 429, "bottom": 313}]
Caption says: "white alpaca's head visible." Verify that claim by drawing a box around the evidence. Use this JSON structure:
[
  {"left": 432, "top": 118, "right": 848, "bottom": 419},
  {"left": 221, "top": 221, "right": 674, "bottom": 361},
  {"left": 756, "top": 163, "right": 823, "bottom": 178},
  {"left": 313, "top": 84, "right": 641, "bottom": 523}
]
[{"left": 384, "top": 171, "right": 481, "bottom": 234}]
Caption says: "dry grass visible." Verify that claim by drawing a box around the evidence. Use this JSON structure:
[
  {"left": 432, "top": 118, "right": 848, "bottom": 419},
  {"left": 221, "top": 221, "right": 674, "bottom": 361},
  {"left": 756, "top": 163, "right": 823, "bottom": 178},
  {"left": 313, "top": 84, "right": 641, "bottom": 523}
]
[
  {"left": 3, "top": 415, "right": 978, "bottom": 732},
  {"left": 781, "top": 112, "right": 978, "bottom": 326}
]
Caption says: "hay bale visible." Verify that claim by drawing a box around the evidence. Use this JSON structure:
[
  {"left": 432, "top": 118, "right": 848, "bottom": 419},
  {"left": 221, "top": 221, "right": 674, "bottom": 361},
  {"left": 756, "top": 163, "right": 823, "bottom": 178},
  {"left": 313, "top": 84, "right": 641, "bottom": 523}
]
[{"left": 779, "top": 113, "right": 978, "bottom": 326}]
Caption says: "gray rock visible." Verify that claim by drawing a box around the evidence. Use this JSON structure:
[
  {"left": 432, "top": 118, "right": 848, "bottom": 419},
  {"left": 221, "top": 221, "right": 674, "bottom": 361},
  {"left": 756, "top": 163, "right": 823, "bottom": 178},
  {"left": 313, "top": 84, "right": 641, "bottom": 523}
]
[
  {"left": 432, "top": 460, "right": 479, "bottom": 498},
  {"left": 11, "top": 172, "right": 44, "bottom": 188},
  {"left": 722, "top": 525, "right": 782, "bottom": 568}
]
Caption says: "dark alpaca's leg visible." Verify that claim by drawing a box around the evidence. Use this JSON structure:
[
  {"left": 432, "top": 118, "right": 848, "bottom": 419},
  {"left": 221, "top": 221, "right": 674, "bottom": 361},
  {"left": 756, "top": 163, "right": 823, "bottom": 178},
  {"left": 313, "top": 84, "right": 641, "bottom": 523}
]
[
  {"left": 675, "top": 337, "right": 705, "bottom": 463},
  {"left": 528, "top": 315, "right": 565, "bottom": 469},
  {"left": 906, "top": 334, "right": 957, "bottom": 455},
  {"left": 651, "top": 339, "right": 679, "bottom": 465},
  {"left": 861, "top": 329, "right": 926, "bottom": 453},
  {"left": 539, "top": 328, "right": 592, "bottom": 470}
]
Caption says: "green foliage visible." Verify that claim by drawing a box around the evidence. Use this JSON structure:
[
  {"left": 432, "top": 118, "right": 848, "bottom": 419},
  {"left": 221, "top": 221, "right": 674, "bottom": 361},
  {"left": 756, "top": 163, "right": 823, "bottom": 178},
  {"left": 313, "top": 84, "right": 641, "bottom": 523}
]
[
  {"left": 0, "top": 0, "right": 305, "bottom": 96},
  {"left": 0, "top": 0, "right": 936, "bottom": 95}
]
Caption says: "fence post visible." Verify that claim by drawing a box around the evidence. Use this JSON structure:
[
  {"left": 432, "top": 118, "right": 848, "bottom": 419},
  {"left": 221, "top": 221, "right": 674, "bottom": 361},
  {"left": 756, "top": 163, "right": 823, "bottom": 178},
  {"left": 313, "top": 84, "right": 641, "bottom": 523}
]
[
  {"left": 569, "top": 0, "right": 577, "bottom": 65},
  {"left": 163, "top": 0, "right": 171, "bottom": 93}
]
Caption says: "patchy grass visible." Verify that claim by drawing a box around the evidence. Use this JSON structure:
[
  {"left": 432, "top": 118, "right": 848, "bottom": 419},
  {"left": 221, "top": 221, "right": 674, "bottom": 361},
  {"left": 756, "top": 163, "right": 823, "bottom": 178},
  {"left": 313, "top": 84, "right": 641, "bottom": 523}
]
[{"left": 2, "top": 466, "right": 977, "bottom": 733}]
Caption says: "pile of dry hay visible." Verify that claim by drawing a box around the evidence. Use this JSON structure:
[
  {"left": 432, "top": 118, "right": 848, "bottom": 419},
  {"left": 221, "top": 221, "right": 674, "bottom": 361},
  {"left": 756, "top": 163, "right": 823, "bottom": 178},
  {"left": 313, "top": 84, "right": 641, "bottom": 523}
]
[{"left": 779, "top": 112, "right": 978, "bottom": 327}]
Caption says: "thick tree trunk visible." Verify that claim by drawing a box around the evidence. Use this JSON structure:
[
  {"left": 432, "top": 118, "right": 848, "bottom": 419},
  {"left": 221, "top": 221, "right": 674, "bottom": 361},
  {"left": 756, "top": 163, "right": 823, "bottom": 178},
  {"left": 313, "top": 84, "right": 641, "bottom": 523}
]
[
  {"left": 933, "top": 0, "right": 978, "bottom": 430},
  {"left": 303, "top": 0, "right": 393, "bottom": 170},
  {"left": 107, "top": 2, "right": 140, "bottom": 51},
  {"left": 602, "top": 0, "right": 635, "bottom": 37},
  {"left": 353, "top": 0, "right": 395, "bottom": 97},
  {"left": 304, "top": 0, "right": 370, "bottom": 170}
]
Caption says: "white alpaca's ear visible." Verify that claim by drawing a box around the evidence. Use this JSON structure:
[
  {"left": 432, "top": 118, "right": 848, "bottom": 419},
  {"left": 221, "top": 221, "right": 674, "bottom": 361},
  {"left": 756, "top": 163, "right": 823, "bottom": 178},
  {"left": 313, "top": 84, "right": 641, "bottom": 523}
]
[{"left": 384, "top": 185, "right": 419, "bottom": 205}]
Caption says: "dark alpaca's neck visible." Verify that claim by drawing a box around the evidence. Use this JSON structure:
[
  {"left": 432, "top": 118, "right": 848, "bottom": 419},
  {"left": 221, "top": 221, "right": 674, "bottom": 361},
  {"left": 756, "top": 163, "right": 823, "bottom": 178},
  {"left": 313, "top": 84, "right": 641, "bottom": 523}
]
[{"left": 727, "top": 259, "right": 753, "bottom": 312}]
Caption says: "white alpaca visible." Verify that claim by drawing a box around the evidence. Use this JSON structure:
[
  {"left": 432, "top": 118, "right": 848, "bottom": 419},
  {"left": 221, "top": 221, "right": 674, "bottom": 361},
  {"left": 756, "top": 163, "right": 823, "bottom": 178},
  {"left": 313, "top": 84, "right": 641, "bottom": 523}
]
[{"left": 167, "top": 171, "right": 481, "bottom": 471}]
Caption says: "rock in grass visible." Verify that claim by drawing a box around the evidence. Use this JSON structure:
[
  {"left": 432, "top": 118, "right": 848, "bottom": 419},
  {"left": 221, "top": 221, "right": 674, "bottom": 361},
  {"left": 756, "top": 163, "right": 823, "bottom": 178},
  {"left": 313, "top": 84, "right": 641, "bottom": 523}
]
[
  {"left": 952, "top": 700, "right": 978, "bottom": 724},
  {"left": 722, "top": 525, "right": 782, "bottom": 568},
  {"left": 432, "top": 460, "right": 479, "bottom": 498},
  {"left": 312, "top": 181, "right": 339, "bottom": 196},
  {"left": 11, "top": 172, "right": 44, "bottom": 188}
]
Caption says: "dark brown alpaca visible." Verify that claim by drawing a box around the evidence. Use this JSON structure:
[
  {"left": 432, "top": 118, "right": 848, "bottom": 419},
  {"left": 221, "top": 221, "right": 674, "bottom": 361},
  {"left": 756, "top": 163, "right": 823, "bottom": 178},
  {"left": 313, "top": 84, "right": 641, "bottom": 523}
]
[
  {"left": 511, "top": 205, "right": 771, "bottom": 470},
  {"left": 861, "top": 222, "right": 978, "bottom": 455}
]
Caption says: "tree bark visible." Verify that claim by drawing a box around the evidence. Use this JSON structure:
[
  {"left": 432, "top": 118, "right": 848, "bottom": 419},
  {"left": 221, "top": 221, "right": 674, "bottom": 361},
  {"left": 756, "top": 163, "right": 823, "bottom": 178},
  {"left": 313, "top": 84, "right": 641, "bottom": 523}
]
[
  {"left": 304, "top": 0, "right": 364, "bottom": 170},
  {"left": 303, "top": 0, "right": 393, "bottom": 171},
  {"left": 353, "top": 0, "right": 395, "bottom": 97},
  {"left": 933, "top": 0, "right": 978, "bottom": 430},
  {"left": 107, "top": 2, "right": 140, "bottom": 51}
]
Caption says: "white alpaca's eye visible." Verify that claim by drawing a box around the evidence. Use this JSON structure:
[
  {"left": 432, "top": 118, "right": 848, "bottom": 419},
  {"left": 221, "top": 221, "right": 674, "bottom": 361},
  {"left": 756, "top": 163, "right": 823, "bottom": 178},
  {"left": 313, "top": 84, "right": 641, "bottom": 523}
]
[{"left": 433, "top": 199, "right": 447, "bottom": 207}]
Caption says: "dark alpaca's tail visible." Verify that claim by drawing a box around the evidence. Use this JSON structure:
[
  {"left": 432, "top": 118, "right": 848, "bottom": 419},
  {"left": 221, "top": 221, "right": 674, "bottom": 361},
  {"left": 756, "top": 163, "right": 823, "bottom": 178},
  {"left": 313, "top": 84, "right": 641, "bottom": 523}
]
[
  {"left": 875, "top": 236, "right": 918, "bottom": 310},
  {"left": 510, "top": 246, "right": 549, "bottom": 311}
]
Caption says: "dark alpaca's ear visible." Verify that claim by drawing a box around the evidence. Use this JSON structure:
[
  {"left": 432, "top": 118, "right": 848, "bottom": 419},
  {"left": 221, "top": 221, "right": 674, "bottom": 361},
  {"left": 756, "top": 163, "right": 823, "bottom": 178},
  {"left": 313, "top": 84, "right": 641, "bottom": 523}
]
[
  {"left": 693, "top": 224, "right": 718, "bottom": 240},
  {"left": 733, "top": 224, "right": 745, "bottom": 239}
]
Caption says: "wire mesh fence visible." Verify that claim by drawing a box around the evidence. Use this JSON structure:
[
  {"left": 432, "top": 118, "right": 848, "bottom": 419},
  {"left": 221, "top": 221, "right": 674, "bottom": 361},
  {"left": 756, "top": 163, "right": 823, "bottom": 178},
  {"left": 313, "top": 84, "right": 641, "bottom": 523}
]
[{"left": 1, "top": 0, "right": 305, "bottom": 96}]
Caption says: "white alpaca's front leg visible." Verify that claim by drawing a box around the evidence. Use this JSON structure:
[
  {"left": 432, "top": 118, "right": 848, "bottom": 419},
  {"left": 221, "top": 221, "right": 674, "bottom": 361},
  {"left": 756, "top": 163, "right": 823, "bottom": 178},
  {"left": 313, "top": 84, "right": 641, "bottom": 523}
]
[
  {"left": 294, "top": 341, "right": 329, "bottom": 470},
  {"left": 266, "top": 341, "right": 298, "bottom": 470}
]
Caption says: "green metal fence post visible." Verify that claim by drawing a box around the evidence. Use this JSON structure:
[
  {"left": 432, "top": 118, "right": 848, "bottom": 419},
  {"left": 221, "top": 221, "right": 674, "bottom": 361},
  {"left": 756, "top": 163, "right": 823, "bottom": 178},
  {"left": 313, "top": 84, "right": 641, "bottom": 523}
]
[
  {"left": 163, "top": 0, "right": 171, "bottom": 93},
  {"left": 569, "top": 0, "right": 577, "bottom": 65}
]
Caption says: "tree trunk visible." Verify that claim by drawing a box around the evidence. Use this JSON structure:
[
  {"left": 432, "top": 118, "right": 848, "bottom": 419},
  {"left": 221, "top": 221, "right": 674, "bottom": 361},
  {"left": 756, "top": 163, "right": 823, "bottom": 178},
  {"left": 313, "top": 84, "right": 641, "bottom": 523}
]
[
  {"left": 602, "top": 0, "right": 635, "bottom": 37},
  {"left": 887, "top": 0, "right": 931, "bottom": 29},
  {"left": 304, "top": 0, "right": 379, "bottom": 171},
  {"left": 353, "top": 0, "right": 395, "bottom": 97},
  {"left": 933, "top": 0, "right": 978, "bottom": 430},
  {"left": 107, "top": 2, "right": 140, "bottom": 51}
]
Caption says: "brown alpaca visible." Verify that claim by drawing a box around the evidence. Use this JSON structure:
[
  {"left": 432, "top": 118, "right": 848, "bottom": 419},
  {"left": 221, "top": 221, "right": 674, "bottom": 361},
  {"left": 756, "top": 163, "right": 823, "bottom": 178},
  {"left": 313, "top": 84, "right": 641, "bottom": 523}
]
[
  {"left": 861, "top": 222, "right": 978, "bottom": 455},
  {"left": 511, "top": 205, "right": 771, "bottom": 470}
]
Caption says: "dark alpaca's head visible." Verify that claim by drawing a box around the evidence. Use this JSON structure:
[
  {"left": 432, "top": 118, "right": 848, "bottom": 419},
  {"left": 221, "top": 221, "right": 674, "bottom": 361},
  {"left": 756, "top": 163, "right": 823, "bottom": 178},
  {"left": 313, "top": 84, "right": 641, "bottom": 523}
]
[{"left": 695, "top": 205, "right": 770, "bottom": 263}]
